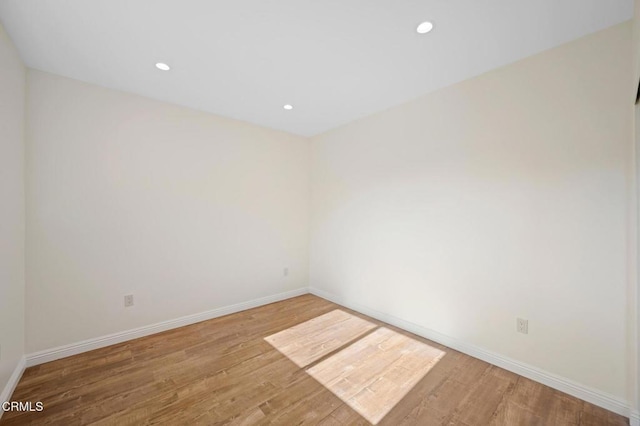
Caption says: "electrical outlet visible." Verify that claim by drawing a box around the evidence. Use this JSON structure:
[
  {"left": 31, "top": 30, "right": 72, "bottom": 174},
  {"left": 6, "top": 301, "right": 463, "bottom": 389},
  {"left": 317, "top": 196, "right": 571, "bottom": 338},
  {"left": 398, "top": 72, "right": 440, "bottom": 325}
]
[
  {"left": 283, "top": 267, "right": 289, "bottom": 277},
  {"left": 517, "top": 318, "right": 528, "bottom": 334},
  {"left": 124, "top": 294, "right": 134, "bottom": 307}
]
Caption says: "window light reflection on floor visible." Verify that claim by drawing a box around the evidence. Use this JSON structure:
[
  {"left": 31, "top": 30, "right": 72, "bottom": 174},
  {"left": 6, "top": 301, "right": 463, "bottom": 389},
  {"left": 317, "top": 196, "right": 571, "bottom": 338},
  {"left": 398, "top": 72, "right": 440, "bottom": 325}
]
[
  {"left": 264, "top": 309, "right": 377, "bottom": 368},
  {"left": 265, "top": 310, "right": 446, "bottom": 424}
]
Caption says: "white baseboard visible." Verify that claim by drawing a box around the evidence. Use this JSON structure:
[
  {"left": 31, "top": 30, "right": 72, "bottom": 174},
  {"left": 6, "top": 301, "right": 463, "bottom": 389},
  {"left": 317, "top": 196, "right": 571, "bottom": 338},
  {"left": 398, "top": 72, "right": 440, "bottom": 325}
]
[
  {"left": 25, "top": 287, "right": 308, "bottom": 368},
  {"left": 0, "top": 355, "right": 27, "bottom": 421},
  {"left": 309, "top": 287, "right": 634, "bottom": 422},
  {"left": 18, "top": 286, "right": 637, "bottom": 423}
]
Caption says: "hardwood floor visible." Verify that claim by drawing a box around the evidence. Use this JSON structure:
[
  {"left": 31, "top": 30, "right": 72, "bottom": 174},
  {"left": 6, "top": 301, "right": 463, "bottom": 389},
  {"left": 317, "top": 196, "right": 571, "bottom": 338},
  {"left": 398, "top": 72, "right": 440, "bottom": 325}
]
[{"left": 0, "top": 294, "right": 629, "bottom": 425}]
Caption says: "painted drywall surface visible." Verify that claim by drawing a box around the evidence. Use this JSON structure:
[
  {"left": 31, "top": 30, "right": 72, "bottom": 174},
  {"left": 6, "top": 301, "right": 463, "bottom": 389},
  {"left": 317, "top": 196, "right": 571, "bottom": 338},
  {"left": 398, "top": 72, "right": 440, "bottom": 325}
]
[
  {"left": 0, "top": 24, "right": 25, "bottom": 393},
  {"left": 25, "top": 71, "right": 310, "bottom": 352},
  {"left": 633, "top": 95, "right": 640, "bottom": 416},
  {"left": 310, "top": 22, "right": 632, "bottom": 399},
  {"left": 633, "top": 0, "right": 640, "bottom": 415},
  {"left": 636, "top": 0, "right": 640, "bottom": 82}
]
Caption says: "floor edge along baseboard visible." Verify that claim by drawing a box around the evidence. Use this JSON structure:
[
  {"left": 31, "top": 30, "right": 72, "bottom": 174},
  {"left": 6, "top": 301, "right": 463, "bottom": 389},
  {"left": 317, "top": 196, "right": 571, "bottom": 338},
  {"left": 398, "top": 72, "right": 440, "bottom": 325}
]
[
  {"left": 307, "top": 287, "right": 633, "bottom": 421},
  {"left": 0, "top": 355, "right": 27, "bottom": 420},
  {"left": 24, "top": 287, "right": 308, "bottom": 368},
  {"left": 21, "top": 286, "right": 634, "bottom": 422}
]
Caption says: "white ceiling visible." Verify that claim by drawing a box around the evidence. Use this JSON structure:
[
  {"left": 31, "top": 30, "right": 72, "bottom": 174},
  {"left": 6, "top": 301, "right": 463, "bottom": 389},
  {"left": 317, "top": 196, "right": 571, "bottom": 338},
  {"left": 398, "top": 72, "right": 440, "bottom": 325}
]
[{"left": 0, "top": 0, "right": 633, "bottom": 136}]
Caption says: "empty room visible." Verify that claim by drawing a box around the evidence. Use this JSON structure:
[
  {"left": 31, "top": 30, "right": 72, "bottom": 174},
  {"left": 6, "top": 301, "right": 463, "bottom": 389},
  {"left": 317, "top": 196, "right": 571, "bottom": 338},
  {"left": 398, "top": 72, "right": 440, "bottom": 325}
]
[{"left": 1, "top": 0, "right": 639, "bottom": 425}]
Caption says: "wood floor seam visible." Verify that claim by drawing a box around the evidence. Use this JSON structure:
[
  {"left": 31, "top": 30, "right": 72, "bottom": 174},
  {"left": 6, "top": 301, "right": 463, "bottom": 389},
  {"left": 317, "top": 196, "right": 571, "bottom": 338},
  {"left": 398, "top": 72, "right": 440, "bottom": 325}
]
[
  {"left": 0, "top": 295, "right": 629, "bottom": 426},
  {"left": 302, "top": 325, "right": 383, "bottom": 371}
]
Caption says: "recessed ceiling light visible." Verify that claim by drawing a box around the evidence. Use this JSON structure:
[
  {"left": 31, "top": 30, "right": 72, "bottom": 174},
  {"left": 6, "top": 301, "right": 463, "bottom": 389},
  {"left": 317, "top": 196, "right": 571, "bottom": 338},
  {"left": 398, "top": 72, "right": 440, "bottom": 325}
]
[
  {"left": 416, "top": 21, "right": 434, "bottom": 34},
  {"left": 283, "top": 104, "right": 293, "bottom": 110},
  {"left": 155, "top": 62, "right": 171, "bottom": 71}
]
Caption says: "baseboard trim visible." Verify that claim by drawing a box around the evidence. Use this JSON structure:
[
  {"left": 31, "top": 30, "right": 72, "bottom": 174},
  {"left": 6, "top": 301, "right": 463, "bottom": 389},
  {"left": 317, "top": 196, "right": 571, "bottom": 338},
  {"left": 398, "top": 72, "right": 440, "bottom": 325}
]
[
  {"left": 309, "top": 287, "right": 633, "bottom": 421},
  {"left": 0, "top": 355, "right": 27, "bottom": 420},
  {"left": 19, "top": 286, "right": 636, "bottom": 422},
  {"left": 25, "top": 287, "right": 309, "bottom": 368}
]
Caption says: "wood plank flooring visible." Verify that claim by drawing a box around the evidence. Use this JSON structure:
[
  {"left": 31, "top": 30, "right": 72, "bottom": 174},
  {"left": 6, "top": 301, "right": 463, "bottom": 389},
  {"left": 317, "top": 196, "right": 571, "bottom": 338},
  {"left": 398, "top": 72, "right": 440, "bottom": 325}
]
[
  {"left": 306, "top": 326, "right": 445, "bottom": 424},
  {"left": 0, "top": 294, "right": 630, "bottom": 425},
  {"left": 264, "top": 309, "right": 377, "bottom": 368}
]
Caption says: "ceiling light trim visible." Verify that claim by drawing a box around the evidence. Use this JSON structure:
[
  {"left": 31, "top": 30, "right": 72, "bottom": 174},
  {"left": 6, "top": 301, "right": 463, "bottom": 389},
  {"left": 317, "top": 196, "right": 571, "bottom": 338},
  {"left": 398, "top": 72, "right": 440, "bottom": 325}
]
[{"left": 416, "top": 21, "right": 434, "bottom": 34}]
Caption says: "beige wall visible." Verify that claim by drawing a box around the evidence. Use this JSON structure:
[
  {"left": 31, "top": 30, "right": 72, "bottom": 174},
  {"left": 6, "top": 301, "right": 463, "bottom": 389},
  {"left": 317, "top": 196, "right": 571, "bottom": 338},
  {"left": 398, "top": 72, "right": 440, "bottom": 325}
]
[
  {"left": 3, "top": 13, "right": 636, "bottom": 417},
  {"left": 25, "top": 71, "right": 310, "bottom": 352},
  {"left": 310, "top": 22, "right": 632, "bottom": 400},
  {"left": 0, "top": 25, "right": 25, "bottom": 396},
  {"left": 633, "top": 0, "right": 640, "bottom": 417}
]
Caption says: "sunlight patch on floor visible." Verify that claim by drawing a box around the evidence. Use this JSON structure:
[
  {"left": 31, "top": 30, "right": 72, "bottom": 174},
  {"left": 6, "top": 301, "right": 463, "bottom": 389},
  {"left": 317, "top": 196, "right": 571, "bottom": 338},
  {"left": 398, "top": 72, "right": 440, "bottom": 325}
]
[
  {"left": 264, "top": 309, "right": 377, "bottom": 368},
  {"left": 307, "top": 327, "right": 445, "bottom": 424},
  {"left": 265, "top": 310, "right": 446, "bottom": 424}
]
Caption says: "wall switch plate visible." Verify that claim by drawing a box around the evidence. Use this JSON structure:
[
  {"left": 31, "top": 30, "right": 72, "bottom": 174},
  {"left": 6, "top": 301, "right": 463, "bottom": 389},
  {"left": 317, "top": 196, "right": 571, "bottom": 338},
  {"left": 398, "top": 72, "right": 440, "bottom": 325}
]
[
  {"left": 283, "top": 267, "right": 289, "bottom": 277},
  {"left": 124, "top": 294, "right": 134, "bottom": 307},
  {"left": 517, "top": 318, "right": 528, "bottom": 334}
]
